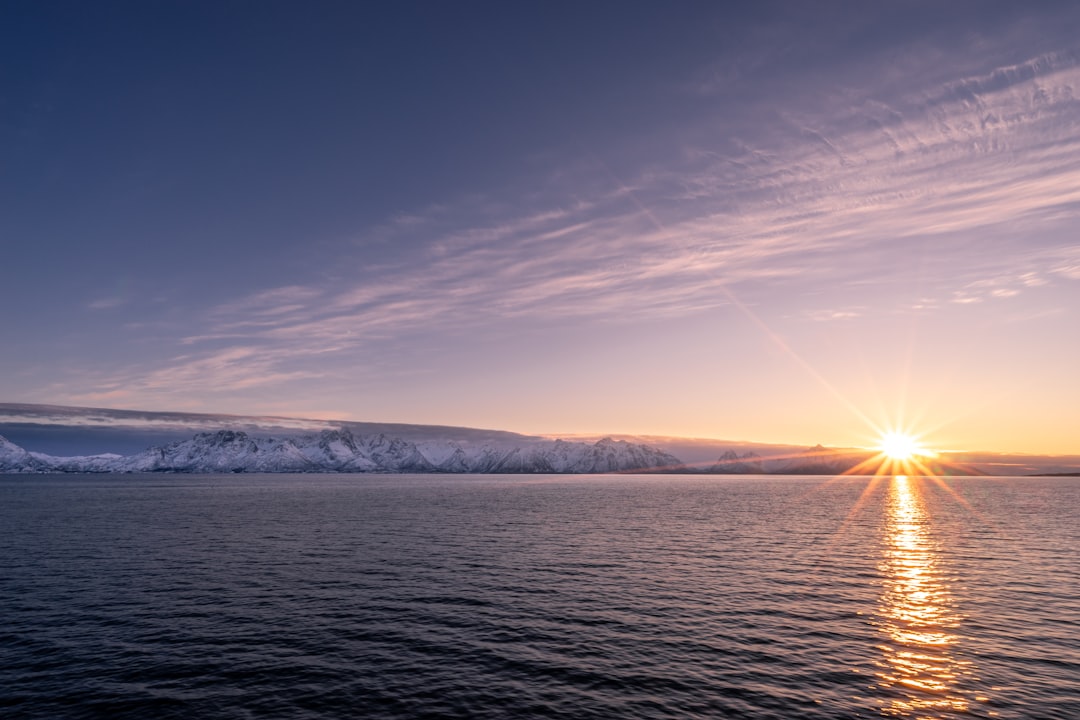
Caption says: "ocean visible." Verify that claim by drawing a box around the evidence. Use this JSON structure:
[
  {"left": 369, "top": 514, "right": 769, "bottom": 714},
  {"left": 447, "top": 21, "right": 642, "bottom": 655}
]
[{"left": 1, "top": 473, "right": 1077, "bottom": 719}]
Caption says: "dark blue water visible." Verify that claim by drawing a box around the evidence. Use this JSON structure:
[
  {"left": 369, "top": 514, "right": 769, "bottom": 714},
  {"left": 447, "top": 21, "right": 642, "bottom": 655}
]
[{"left": 2, "top": 474, "right": 1078, "bottom": 719}]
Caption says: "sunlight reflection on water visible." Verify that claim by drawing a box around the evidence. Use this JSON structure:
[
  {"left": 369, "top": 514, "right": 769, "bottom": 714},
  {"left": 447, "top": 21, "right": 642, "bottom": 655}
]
[
  {"left": 6, "top": 474, "right": 1078, "bottom": 718},
  {"left": 875, "top": 476, "right": 988, "bottom": 718}
]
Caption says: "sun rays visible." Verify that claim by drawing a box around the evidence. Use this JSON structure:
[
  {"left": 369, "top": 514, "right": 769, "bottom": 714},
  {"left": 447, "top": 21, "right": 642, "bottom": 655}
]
[
  {"left": 873, "top": 430, "right": 939, "bottom": 477},
  {"left": 879, "top": 431, "right": 923, "bottom": 462}
]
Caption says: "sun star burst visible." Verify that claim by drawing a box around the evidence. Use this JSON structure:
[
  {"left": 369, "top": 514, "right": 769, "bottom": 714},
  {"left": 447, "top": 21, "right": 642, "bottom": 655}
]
[{"left": 880, "top": 431, "right": 922, "bottom": 461}]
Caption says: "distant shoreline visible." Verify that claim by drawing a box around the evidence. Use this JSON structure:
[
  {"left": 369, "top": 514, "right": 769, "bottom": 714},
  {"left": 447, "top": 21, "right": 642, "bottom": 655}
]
[{"left": 3, "top": 403, "right": 1080, "bottom": 476}]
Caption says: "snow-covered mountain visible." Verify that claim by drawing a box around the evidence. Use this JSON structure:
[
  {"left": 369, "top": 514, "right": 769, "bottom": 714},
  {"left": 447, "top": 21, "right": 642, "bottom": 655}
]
[
  {"left": 0, "top": 429, "right": 683, "bottom": 474},
  {"left": 0, "top": 435, "right": 46, "bottom": 472},
  {"left": 0, "top": 434, "right": 123, "bottom": 473}
]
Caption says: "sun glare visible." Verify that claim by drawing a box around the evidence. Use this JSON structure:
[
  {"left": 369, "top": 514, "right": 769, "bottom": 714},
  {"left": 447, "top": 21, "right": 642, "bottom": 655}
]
[
  {"left": 854, "top": 429, "right": 941, "bottom": 477},
  {"left": 879, "top": 431, "right": 921, "bottom": 461}
]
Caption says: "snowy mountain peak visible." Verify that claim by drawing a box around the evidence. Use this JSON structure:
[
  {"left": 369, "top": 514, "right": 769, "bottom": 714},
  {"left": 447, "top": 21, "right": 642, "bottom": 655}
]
[
  {"left": 0, "top": 434, "right": 24, "bottom": 453},
  {"left": 0, "top": 430, "right": 683, "bottom": 475}
]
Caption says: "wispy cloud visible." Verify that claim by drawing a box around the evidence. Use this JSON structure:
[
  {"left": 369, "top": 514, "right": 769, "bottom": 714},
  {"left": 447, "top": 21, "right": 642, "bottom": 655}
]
[
  {"left": 87, "top": 297, "right": 125, "bottom": 311},
  {"left": 60, "top": 346, "right": 324, "bottom": 409},
  {"left": 804, "top": 309, "right": 863, "bottom": 322},
  {"left": 67, "top": 45, "right": 1080, "bottom": 407},
  {"left": 1049, "top": 244, "right": 1080, "bottom": 279}
]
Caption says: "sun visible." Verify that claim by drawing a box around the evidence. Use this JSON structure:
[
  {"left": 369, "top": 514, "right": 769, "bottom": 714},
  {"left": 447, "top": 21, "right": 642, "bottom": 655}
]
[
  {"left": 868, "top": 429, "right": 939, "bottom": 476},
  {"left": 879, "top": 431, "right": 921, "bottom": 461}
]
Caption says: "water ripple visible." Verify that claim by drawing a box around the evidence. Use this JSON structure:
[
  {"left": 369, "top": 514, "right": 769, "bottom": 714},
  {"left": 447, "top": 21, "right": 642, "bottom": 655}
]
[{"left": 2, "top": 474, "right": 1078, "bottom": 719}]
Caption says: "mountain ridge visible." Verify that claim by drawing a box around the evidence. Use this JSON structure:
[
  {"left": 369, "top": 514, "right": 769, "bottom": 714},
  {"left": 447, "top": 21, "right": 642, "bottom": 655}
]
[
  {"left": 2, "top": 403, "right": 1079, "bottom": 475},
  {"left": 0, "top": 429, "right": 684, "bottom": 475}
]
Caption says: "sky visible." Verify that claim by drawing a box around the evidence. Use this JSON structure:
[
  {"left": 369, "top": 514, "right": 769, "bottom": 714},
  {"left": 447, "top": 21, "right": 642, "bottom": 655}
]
[{"left": 3, "top": 1, "right": 1080, "bottom": 455}]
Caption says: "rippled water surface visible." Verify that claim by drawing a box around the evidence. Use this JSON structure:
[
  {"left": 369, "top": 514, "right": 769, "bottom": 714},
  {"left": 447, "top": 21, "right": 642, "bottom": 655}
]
[{"left": 2, "top": 474, "right": 1078, "bottom": 719}]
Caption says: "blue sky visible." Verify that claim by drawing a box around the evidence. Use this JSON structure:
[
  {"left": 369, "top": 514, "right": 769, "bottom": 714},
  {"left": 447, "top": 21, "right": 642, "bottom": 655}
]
[{"left": 3, "top": 1, "right": 1080, "bottom": 453}]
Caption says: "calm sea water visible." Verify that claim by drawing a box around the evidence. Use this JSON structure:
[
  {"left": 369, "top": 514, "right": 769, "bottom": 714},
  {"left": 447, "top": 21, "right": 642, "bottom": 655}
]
[{"left": 1, "top": 474, "right": 1078, "bottom": 719}]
